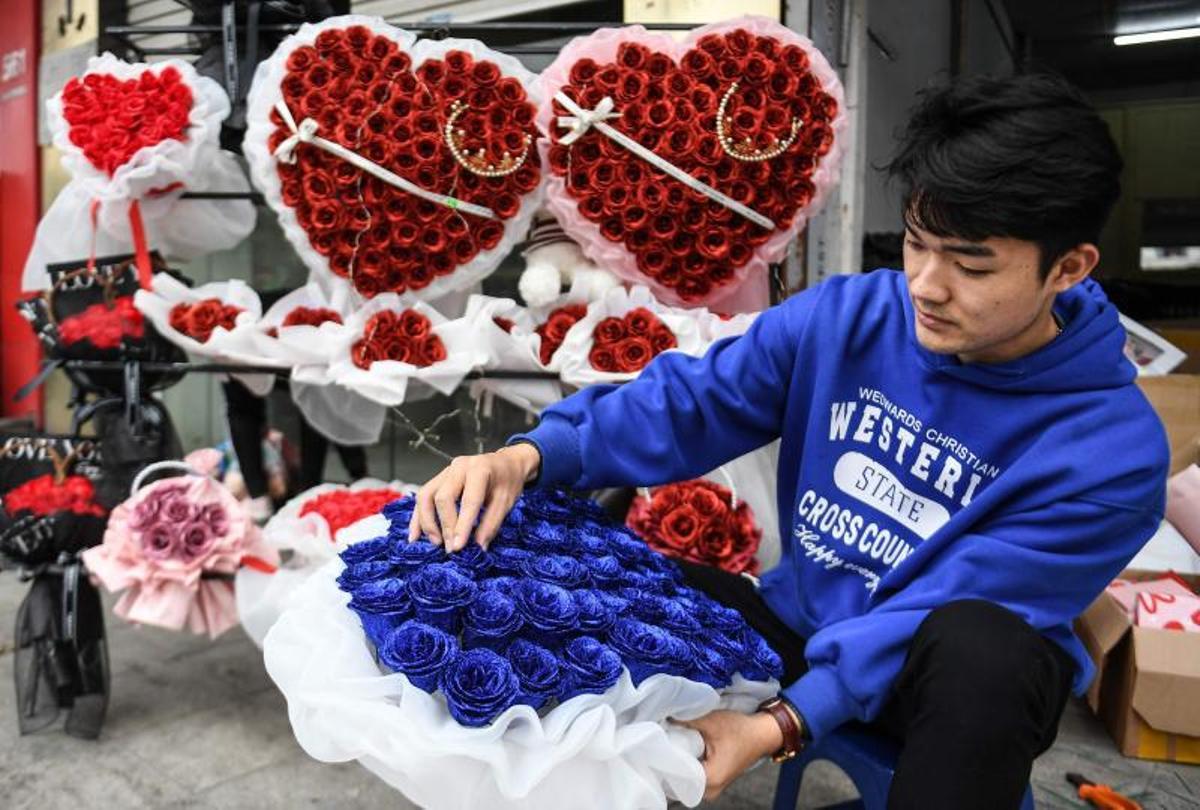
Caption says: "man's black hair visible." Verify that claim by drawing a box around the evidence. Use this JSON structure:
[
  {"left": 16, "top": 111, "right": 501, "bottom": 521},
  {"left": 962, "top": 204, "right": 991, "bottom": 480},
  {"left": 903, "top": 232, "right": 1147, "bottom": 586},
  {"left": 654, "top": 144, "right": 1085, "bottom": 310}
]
[{"left": 885, "top": 72, "right": 1123, "bottom": 278}]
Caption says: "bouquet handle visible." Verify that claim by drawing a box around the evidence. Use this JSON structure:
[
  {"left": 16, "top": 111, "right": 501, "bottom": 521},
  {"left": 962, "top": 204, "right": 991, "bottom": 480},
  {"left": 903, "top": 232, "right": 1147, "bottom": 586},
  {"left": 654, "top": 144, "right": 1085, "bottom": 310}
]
[
  {"left": 637, "top": 466, "right": 740, "bottom": 510},
  {"left": 131, "top": 460, "right": 199, "bottom": 496}
]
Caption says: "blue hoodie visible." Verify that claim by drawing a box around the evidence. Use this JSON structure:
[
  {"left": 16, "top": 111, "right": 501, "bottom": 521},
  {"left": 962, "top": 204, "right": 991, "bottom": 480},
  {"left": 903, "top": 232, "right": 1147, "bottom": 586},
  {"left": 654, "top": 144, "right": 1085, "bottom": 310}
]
[{"left": 514, "top": 270, "right": 1168, "bottom": 740}]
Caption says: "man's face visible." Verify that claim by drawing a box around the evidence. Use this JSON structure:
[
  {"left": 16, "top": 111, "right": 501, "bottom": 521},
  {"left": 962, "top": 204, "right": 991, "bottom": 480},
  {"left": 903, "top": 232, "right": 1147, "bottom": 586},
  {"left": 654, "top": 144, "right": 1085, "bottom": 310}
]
[{"left": 902, "top": 222, "right": 1057, "bottom": 364}]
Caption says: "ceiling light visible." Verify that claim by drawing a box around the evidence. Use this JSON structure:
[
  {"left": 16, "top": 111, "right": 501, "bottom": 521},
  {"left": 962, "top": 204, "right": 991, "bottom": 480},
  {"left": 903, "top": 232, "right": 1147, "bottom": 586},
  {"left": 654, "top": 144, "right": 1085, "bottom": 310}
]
[{"left": 1114, "top": 26, "right": 1200, "bottom": 46}]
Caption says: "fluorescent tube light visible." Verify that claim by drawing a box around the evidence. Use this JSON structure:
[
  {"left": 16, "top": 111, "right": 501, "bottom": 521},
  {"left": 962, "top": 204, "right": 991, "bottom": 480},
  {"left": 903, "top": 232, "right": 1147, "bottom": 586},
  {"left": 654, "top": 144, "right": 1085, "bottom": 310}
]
[{"left": 1114, "top": 26, "right": 1200, "bottom": 46}]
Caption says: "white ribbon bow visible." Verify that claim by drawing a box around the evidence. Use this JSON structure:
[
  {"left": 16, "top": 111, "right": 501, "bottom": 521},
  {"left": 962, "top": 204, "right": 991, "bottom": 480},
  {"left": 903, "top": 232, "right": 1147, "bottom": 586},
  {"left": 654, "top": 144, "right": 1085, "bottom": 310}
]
[
  {"left": 271, "top": 101, "right": 496, "bottom": 220},
  {"left": 552, "top": 91, "right": 775, "bottom": 231},
  {"left": 556, "top": 96, "right": 621, "bottom": 146}
]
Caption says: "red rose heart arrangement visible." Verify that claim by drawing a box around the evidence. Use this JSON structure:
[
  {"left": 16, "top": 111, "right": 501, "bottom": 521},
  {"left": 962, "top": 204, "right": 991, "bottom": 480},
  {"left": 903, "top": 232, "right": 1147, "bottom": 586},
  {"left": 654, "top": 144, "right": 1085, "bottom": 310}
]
[
  {"left": 539, "top": 18, "right": 844, "bottom": 309},
  {"left": 534, "top": 303, "right": 589, "bottom": 366},
  {"left": 3, "top": 474, "right": 106, "bottom": 518},
  {"left": 351, "top": 309, "right": 446, "bottom": 369},
  {"left": 251, "top": 19, "right": 543, "bottom": 299},
  {"left": 626, "top": 479, "right": 761, "bottom": 575},
  {"left": 58, "top": 297, "right": 145, "bottom": 350},
  {"left": 299, "top": 487, "right": 408, "bottom": 536},
  {"left": 61, "top": 66, "right": 194, "bottom": 176},
  {"left": 587, "top": 307, "right": 677, "bottom": 373},
  {"left": 169, "top": 299, "right": 244, "bottom": 343}
]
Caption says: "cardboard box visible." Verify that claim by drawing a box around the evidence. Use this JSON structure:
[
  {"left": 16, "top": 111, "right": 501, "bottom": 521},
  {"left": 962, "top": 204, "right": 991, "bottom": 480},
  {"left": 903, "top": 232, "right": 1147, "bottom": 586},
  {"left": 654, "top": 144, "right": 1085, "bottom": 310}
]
[
  {"left": 1136, "top": 375, "right": 1200, "bottom": 475},
  {"left": 1075, "top": 571, "right": 1200, "bottom": 764}
]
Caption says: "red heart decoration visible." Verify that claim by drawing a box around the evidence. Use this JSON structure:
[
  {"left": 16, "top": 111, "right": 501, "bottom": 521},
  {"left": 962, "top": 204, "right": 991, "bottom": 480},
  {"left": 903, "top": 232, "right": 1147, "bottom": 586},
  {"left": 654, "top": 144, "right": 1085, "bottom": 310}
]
[
  {"left": 250, "top": 20, "right": 543, "bottom": 299},
  {"left": 299, "top": 488, "right": 408, "bottom": 535},
  {"left": 538, "top": 19, "right": 844, "bottom": 308},
  {"left": 61, "top": 67, "right": 194, "bottom": 176}
]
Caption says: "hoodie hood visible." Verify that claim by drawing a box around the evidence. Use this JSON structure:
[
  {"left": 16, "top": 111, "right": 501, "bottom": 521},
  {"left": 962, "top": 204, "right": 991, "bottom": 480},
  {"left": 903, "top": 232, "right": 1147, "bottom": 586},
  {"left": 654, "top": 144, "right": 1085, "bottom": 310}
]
[{"left": 902, "top": 276, "right": 1134, "bottom": 394}]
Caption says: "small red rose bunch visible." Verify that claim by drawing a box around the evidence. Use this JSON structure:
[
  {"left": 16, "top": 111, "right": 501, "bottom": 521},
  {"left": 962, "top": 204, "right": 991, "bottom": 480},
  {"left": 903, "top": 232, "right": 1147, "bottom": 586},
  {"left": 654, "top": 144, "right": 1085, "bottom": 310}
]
[
  {"left": 168, "top": 298, "right": 243, "bottom": 343},
  {"left": 626, "top": 479, "right": 761, "bottom": 575},
  {"left": 3, "top": 474, "right": 106, "bottom": 518},
  {"left": 61, "top": 66, "right": 194, "bottom": 176},
  {"left": 283, "top": 306, "right": 343, "bottom": 328},
  {"left": 299, "top": 487, "right": 407, "bottom": 536},
  {"left": 351, "top": 309, "right": 446, "bottom": 370},
  {"left": 587, "top": 307, "right": 677, "bottom": 373},
  {"left": 58, "top": 296, "right": 145, "bottom": 350},
  {"left": 534, "top": 303, "right": 588, "bottom": 366}
]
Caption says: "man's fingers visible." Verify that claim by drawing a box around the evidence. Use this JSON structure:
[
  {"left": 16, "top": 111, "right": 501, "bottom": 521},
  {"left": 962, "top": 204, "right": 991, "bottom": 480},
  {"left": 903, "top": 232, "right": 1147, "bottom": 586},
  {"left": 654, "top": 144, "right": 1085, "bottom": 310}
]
[
  {"left": 416, "top": 472, "right": 449, "bottom": 545},
  {"left": 451, "top": 467, "right": 490, "bottom": 551},
  {"left": 475, "top": 492, "right": 515, "bottom": 549}
]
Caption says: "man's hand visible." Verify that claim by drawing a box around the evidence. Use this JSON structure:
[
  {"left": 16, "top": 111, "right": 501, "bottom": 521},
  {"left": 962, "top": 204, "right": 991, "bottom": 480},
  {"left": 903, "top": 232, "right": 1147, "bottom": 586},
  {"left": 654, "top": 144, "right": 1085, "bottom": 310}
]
[
  {"left": 679, "top": 709, "right": 783, "bottom": 801},
  {"left": 409, "top": 443, "right": 542, "bottom": 552}
]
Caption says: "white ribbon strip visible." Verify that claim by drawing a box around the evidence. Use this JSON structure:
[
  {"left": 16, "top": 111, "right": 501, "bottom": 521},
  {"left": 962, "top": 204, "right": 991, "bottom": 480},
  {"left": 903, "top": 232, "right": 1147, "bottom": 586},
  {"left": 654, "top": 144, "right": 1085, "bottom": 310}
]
[
  {"left": 272, "top": 101, "right": 495, "bottom": 220},
  {"left": 553, "top": 91, "right": 775, "bottom": 231}
]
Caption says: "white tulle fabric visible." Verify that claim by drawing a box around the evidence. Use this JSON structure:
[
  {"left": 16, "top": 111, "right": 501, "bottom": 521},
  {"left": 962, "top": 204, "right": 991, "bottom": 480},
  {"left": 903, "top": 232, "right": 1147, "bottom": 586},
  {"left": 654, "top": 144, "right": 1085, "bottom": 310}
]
[
  {"left": 556, "top": 286, "right": 706, "bottom": 387},
  {"left": 535, "top": 17, "right": 846, "bottom": 312},
  {"left": 698, "top": 308, "right": 760, "bottom": 345},
  {"left": 462, "top": 294, "right": 566, "bottom": 415},
  {"left": 24, "top": 54, "right": 255, "bottom": 291},
  {"left": 263, "top": 552, "right": 778, "bottom": 810},
  {"left": 236, "top": 482, "right": 413, "bottom": 646},
  {"left": 243, "top": 15, "right": 545, "bottom": 303},
  {"left": 327, "top": 294, "right": 489, "bottom": 407}
]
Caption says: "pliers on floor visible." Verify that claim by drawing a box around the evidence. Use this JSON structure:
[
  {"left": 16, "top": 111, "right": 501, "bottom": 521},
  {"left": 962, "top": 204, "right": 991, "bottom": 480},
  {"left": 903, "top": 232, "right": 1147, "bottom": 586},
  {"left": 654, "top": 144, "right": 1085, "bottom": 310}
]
[{"left": 1065, "top": 773, "right": 1142, "bottom": 810}]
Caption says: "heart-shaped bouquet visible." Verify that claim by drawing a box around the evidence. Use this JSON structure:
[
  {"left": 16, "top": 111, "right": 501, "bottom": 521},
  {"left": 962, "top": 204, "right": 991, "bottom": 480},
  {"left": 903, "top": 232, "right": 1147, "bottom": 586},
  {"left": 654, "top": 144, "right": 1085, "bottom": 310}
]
[
  {"left": 245, "top": 15, "right": 545, "bottom": 302},
  {"left": 537, "top": 16, "right": 845, "bottom": 311},
  {"left": 25, "top": 54, "right": 256, "bottom": 291}
]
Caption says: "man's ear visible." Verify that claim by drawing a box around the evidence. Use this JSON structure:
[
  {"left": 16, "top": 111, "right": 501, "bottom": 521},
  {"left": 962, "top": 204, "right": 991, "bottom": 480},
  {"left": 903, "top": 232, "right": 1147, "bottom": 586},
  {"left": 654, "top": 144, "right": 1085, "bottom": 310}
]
[{"left": 1048, "top": 243, "right": 1099, "bottom": 293}]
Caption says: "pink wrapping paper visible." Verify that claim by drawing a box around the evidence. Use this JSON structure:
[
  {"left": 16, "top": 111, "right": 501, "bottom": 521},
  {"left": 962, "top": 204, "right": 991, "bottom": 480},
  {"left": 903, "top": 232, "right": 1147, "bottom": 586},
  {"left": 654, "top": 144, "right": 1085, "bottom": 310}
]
[
  {"left": 83, "top": 474, "right": 279, "bottom": 638},
  {"left": 1133, "top": 589, "right": 1200, "bottom": 632}
]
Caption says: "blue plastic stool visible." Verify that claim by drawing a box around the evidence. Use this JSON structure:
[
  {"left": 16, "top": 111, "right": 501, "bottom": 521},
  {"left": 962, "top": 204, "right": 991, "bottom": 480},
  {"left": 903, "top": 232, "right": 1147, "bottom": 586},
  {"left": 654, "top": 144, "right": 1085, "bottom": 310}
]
[{"left": 771, "top": 724, "right": 1035, "bottom": 810}]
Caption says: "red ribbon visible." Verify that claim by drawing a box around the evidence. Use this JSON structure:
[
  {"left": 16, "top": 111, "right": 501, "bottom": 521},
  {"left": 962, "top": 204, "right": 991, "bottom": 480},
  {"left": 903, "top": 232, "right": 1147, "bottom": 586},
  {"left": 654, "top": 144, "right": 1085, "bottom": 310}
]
[
  {"left": 240, "top": 555, "right": 279, "bottom": 575},
  {"left": 86, "top": 199, "right": 155, "bottom": 289}
]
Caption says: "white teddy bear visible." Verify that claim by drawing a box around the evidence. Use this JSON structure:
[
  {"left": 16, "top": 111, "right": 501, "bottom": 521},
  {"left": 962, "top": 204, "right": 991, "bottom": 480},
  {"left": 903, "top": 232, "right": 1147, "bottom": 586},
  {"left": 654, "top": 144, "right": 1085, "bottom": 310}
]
[{"left": 517, "top": 210, "right": 621, "bottom": 307}]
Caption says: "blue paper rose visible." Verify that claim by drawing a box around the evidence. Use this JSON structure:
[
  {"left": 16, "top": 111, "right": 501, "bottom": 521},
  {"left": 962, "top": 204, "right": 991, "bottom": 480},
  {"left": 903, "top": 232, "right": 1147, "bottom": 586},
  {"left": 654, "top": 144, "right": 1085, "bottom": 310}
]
[
  {"left": 608, "top": 618, "right": 691, "bottom": 685},
  {"left": 337, "top": 559, "right": 396, "bottom": 592},
  {"left": 596, "top": 591, "right": 631, "bottom": 614},
  {"left": 703, "top": 626, "right": 749, "bottom": 663},
  {"left": 701, "top": 602, "right": 748, "bottom": 637},
  {"left": 388, "top": 538, "right": 447, "bottom": 573},
  {"left": 569, "top": 529, "right": 610, "bottom": 557},
  {"left": 506, "top": 638, "right": 561, "bottom": 710},
  {"left": 406, "top": 562, "right": 478, "bottom": 633},
  {"left": 688, "top": 641, "right": 735, "bottom": 689},
  {"left": 489, "top": 545, "right": 533, "bottom": 576},
  {"left": 381, "top": 496, "right": 416, "bottom": 522},
  {"left": 520, "top": 553, "right": 591, "bottom": 590},
  {"left": 581, "top": 554, "right": 624, "bottom": 587},
  {"left": 519, "top": 522, "right": 565, "bottom": 554},
  {"left": 379, "top": 620, "right": 459, "bottom": 692},
  {"left": 440, "top": 647, "right": 521, "bottom": 727},
  {"left": 658, "top": 598, "right": 703, "bottom": 639},
  {"left": 738, "top": 631, "right": 785, "bottom": 682},
  {"left": 450, "top": 542, "right": 493, "bottom": 578},
  {"left": 463, "top": 589, "right": 523, "bottom": 652},
  {"left": 559, "top": 636, "right": 624, "bottom": 700},
  {"left": 339, "top": 534, "right": 392, "bottom": 566},
  {"left": 511, "top": 579, "right": 580, "bottom": 646},
  {"left": 479, "top": 575, "right": 518, "bottom": 594},
  {"left": 572, "top": 589, "right": 616, "bottom": 634},
  {"left": 349, "top": 577, "right": 412, "bottom": 644},
  {"left": 607, "top": 532, "right": 655, "bottom": 567}
]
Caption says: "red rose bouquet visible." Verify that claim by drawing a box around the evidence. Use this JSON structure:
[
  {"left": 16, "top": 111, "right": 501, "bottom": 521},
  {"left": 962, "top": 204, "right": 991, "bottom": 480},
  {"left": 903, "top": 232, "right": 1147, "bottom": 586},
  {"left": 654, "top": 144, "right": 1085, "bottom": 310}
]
[
  {"left": 134, "top": 273, "right": 263, "bottom": 357},
  {"left": 351, "top": 310, "right": 446, "bottom": 370},
  {"left": 57, "top": 296, "right": 145, "bottom": 350},
  {"left": 626, "top": 478, "right": 762, "bottom": 575},
  {"left": 535, "top": 303, "right": 589, "bottom": 367},
  {"left": 587, "top": 307, "right": 677, "bottom": 373},
  {"left": 169, "top": 299, "right": 244, "bottom": 343}
]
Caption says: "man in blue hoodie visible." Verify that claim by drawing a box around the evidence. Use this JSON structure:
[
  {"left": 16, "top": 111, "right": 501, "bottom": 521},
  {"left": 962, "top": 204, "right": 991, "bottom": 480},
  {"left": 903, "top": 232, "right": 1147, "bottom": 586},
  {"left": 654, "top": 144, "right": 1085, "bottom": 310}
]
[{"left": 410, "top": 73, "right": 1168, "bottom": 808}]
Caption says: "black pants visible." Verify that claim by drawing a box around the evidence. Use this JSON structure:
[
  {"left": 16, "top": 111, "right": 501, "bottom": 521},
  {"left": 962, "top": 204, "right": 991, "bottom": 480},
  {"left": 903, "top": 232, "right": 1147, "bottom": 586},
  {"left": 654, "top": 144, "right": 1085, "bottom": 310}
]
[
  {"left": 222, "top": 380, "right": 368, "bottom": 496},
  {"left": 676, "top": 561, "right": 1075, "bottom": 810}
]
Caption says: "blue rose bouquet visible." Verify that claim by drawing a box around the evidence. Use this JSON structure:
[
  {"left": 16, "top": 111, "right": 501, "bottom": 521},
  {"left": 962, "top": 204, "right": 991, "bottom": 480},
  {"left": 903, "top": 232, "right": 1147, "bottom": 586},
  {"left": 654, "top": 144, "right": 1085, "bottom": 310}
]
[
  {"left": 332, "top": 487, "right": 782, "bottom": 728},
  {"left": 265, "top": 485, "right": 784, "bottom": 810}
]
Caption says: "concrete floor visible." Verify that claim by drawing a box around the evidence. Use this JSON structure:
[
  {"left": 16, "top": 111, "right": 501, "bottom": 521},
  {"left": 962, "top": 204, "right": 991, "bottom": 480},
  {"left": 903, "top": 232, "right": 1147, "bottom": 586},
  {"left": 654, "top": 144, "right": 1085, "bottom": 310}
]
[{"left": 0, "top": 573, "right": 1197, "bottom": 810}]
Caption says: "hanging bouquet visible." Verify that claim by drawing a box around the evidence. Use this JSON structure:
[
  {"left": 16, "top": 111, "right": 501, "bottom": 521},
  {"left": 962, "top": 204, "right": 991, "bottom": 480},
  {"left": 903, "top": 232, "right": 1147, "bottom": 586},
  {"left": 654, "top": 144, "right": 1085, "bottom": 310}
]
[
  {"left": 328, "top": 294, "right": 488, "bottom": 407},
  {"left": 237, "top": 479, "right": 413, "bottom": 646},
  {"left": 264, "top": 488, "right": 780, "bottom": 810},
  {"left": 83, "top": 462, "right": 279, "bottom": 638},
  {"left": 555, "top": 285, "right": 705, "bottom": 386},
  {"left": 627, "top": 478, "right": 762, "bottom": 575},
  {"left": 535, "top": 16, "right": 845, "bottom": 312},
  {"left": 134, "top": 272, "right": 262, "bottom": 358},
  {"left": 24, "top": 54, "right": 255, "bottom": 292}
]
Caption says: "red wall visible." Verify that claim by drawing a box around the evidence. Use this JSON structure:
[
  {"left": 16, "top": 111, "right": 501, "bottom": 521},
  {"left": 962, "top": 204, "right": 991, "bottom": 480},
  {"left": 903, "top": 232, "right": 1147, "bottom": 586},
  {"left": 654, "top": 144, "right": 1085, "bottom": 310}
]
[{"left": 0, "top": 0, "right": 41, "bottom": 421}]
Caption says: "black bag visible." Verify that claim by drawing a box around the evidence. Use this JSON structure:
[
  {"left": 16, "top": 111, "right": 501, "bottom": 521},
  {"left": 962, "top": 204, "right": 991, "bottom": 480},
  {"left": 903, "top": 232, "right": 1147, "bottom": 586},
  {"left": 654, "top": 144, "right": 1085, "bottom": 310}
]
[
  {"left": 0, "top": 433, "right": 116, "bottom": 568},
  {"left": 16, "top": 253, "right": 188, "bottom": 397}
]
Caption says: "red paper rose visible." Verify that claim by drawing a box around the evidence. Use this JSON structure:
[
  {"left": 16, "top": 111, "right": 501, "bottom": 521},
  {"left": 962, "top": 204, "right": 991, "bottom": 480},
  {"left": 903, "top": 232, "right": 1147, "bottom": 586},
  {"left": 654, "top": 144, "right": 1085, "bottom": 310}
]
[
  {"left": 169, "top": 298, "right": 243, "bottom": 343},
  {"left": 281, "top": 306, "right": 343, "bottom": 328},
  {"left": 626, "top": 479, "right": 761, "bottom": 574},
  {"left": 57, "top": 296, "right": 145, "bottom": 350},
  {"left": 299, "top": 487, "right": 407, "bottom": 535},
  {"left": 4, "top": 473, "right": 106, "bottom": 518},
  {"left": 534, "top": 303, "right": 588, "bottom": 366}
]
